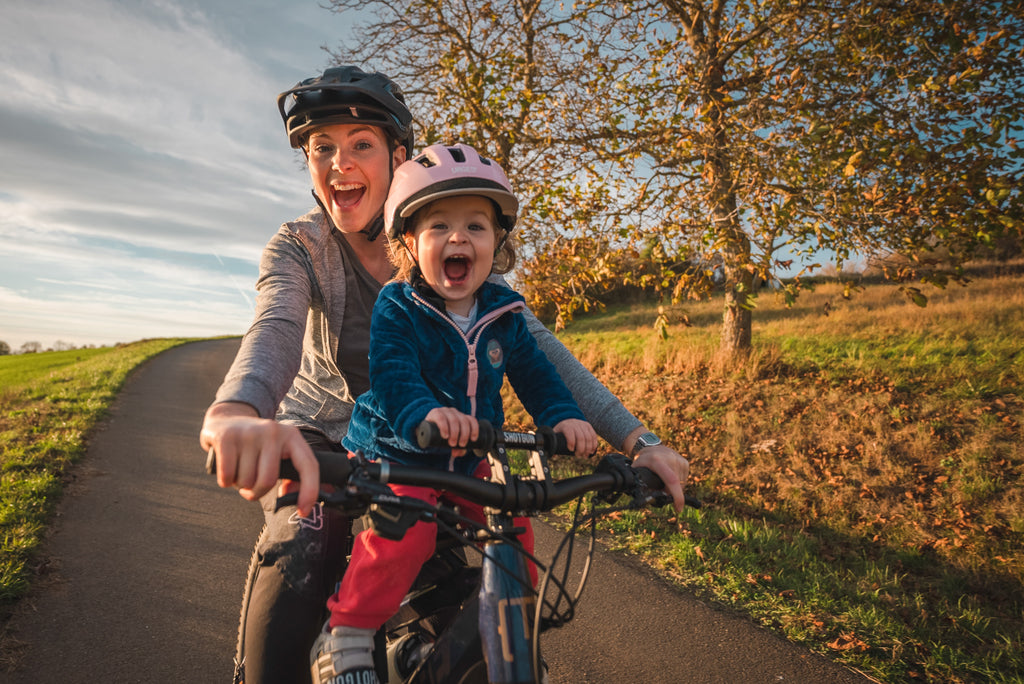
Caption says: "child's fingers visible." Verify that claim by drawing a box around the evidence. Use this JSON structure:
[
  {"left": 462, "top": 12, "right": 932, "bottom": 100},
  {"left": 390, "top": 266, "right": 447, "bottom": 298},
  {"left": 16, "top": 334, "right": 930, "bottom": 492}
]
[
  {"left": 553, "top": 420, "right": 597, "bottom": 457},
  {"left": 453, "top": 414, "right": 478, "bottom": 447}
]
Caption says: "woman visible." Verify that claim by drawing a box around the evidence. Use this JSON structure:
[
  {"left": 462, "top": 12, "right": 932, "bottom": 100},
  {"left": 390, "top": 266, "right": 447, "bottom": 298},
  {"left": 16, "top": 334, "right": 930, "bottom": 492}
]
[{"left": 200, "top": 65, "right": 690, "bottom": 684}]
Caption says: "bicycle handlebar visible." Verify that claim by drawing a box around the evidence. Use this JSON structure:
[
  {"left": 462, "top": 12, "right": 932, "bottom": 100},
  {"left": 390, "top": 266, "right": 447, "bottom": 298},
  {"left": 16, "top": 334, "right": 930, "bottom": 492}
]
[
  {"left": 415, "top": 419, "right": 571, "bottom": 456},
  {"left": 208, "top": 420, "right": 700, "bottom": 511}
]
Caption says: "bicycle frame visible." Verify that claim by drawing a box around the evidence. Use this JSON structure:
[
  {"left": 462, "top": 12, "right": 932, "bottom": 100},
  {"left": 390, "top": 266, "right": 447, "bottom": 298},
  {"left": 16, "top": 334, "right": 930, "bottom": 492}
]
[
  {"left": 386, "top": 424, "right": 561, "bottom": 684},
  {"left": 388, "top": 510, "right": 540, "bottom": 684},
  {"left": 212, "top": 420, "right": 690, "bottom": 684}
]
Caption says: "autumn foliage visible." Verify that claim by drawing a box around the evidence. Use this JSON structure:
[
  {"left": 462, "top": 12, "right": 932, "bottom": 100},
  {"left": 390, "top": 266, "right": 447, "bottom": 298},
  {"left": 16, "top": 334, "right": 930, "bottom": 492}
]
[{"left": 505, "top": 273, "right": 1024, "bottom": 682}]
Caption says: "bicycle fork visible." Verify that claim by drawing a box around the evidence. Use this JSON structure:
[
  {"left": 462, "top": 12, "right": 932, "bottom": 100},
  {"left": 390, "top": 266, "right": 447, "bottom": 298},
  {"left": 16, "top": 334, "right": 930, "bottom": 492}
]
[{"left": 479, "top": 535, "right": 538, "bottom": 684}]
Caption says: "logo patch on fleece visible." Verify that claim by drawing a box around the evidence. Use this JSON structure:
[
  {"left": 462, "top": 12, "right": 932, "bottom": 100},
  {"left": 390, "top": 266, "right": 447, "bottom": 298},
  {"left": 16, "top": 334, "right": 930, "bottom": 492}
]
[{"left": 486, "top": 338, "right": 504, "bottom": 368}]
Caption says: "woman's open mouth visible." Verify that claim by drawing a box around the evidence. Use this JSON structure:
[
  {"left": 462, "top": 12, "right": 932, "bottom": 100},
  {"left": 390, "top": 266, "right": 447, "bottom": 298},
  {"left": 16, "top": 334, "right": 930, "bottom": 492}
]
[{"left": 332, "top": 183, "right": 365, "bottom": 208}]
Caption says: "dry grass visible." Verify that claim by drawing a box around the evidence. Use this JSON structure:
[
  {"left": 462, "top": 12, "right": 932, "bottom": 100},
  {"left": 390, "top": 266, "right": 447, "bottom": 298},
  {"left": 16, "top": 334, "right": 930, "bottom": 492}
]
[{"left": 505, "top": 273, "right": 1024, "bottom": 682}]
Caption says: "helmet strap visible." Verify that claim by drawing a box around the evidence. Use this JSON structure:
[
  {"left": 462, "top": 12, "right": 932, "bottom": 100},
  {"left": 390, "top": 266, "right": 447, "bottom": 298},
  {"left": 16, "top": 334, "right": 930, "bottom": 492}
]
[
  {"left": 311, "top": 189, "right": 335, "bottom": 230},
  {"left": 358, "top": 143, "right": 399, "bottom": 242},
  {"left": 410, "top": 265, "right": 446, "bottom": 310}
]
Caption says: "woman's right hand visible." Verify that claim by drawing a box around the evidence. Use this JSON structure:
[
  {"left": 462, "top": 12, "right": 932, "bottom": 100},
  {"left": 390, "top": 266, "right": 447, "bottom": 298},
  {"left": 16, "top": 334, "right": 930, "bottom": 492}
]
[{"left": 199, "top": 402, "right": 320, "bottom": 517}]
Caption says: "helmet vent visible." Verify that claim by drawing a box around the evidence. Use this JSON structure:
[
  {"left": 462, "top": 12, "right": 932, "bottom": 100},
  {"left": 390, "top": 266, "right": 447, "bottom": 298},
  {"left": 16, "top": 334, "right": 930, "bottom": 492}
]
[{"left": 447, "top": 147, "right": 466, "bottom": 163}]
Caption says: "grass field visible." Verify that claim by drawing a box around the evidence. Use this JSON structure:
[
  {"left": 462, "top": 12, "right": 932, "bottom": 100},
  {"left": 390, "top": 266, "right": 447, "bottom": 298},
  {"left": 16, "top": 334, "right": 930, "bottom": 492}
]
[
  {"left": 2, "top": 273, "right": 1022, "bottom": 682},
  {"left": 0, "top": 339, "right": 193, "bottom": 612},
  {"left": 507, "top": 273, "right": 1024, "bottom": 683}
]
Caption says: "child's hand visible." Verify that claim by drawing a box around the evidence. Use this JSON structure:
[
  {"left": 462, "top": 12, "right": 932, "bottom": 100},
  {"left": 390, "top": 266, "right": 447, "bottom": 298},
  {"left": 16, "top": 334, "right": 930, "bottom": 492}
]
[
  {"left": 553, "top": 419, "right": 598, "bottom": 458},
  {"left": 424, "top": 407, "right": 478, "bottom": 457}
]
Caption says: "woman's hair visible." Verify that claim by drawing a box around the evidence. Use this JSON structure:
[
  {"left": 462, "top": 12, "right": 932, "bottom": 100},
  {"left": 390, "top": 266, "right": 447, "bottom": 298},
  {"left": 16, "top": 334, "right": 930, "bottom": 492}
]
[{"left": 390, "top": 198, "right": 517, "bottom": 283}]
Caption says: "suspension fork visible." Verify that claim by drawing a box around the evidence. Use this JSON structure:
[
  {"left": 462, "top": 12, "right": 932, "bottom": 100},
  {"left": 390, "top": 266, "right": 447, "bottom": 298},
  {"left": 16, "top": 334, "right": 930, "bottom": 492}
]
[{"left": 479, "top": 512, "right": 538, "bottom": 684}]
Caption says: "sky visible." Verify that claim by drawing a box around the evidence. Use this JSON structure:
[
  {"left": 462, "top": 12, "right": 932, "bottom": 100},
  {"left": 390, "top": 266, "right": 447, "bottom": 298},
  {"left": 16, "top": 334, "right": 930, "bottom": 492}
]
[{"left": 0, "top": 0, "right": 363, "bottom": 351}]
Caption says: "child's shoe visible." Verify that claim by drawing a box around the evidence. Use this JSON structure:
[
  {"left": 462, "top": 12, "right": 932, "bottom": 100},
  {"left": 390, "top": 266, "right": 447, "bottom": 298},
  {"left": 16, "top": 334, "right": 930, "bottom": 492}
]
[{"left": 310, "top": 624, "right": 380, "bottom": 684}]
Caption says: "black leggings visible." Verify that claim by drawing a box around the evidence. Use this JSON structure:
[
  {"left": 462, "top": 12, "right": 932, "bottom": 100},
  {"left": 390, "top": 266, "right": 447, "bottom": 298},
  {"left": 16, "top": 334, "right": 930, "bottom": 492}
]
[{"left": 233, "top": 431, "right": 351, "bottom": 684}]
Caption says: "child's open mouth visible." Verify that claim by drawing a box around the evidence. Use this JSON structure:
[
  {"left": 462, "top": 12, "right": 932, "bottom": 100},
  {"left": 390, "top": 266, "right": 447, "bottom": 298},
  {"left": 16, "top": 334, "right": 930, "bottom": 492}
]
[{"left": 443, "top": 255, "right": 471, "bottom": 285}]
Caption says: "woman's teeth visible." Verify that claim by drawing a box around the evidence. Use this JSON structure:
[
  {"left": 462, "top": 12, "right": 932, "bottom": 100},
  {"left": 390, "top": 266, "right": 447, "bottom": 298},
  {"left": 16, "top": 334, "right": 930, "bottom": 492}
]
[{"left": 333, "top": 184, "right": 365, "bottom": 206}]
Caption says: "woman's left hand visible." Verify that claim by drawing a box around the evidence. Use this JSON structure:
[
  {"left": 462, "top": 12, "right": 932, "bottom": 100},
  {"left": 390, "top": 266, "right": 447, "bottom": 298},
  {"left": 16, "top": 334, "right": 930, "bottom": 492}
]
[{"left": 633, "top": 445, "right": 690, "bottom": 512}]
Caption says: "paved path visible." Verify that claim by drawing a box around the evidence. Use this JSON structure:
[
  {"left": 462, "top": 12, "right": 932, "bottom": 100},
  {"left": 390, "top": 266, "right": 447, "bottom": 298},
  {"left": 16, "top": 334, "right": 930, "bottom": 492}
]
[{"left": 1, "top": 339, "right": 875, "bottom": 683}]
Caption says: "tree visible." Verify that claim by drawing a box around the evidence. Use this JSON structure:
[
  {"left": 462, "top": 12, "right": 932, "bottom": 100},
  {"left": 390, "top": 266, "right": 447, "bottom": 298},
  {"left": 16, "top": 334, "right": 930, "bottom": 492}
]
[
  {"left": 19, "top": 341, "right": 41, "bottom": 354},
  {"left": 326, "top": 0, "right": 1023, "bottom": 358},
  {"left": 325, "top": 0, "right": 621, "bottom": 263},
  {"left": 0, "top": 340, "right": 10, "bottom": 356}
]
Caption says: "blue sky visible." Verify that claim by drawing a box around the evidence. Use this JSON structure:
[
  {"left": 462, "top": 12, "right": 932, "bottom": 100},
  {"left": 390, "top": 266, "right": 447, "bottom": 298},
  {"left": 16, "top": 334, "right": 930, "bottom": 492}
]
[{"left": 0, "top": 0, "right": 360, "bottom": 350}]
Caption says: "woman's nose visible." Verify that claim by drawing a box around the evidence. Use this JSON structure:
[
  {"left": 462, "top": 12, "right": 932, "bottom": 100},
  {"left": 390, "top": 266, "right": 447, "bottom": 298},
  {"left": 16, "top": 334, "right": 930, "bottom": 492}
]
[{"left": 332, "top": 149, "right": 354, "bottom": 171}]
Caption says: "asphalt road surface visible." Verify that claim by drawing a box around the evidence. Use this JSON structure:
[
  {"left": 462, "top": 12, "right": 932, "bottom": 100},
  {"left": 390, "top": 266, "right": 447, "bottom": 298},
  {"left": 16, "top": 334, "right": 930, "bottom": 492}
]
[{"left": 1, "top": 339, "right": 876, "bottom": 683}]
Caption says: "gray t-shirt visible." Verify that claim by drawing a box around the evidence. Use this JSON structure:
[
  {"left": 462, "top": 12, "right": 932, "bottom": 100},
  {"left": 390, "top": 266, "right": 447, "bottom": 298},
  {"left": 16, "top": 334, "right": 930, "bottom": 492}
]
[{"left": 333, "top": 230, "right": 383, "bottom": 400}]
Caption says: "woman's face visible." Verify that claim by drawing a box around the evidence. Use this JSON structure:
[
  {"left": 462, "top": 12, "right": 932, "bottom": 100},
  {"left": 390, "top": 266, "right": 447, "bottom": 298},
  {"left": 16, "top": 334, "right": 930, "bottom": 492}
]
[
  {"left": 306, "top": 124, "right": 406, "bottom": 234},
  {"left": 407, "top": 195, "right": 498, "bottom": 317}
]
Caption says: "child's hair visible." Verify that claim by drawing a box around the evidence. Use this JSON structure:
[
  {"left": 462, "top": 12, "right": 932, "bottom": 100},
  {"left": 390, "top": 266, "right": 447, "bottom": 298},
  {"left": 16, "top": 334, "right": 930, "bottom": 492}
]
[{"left": 390, "top": 199, "right": 517, "bottom": 282}]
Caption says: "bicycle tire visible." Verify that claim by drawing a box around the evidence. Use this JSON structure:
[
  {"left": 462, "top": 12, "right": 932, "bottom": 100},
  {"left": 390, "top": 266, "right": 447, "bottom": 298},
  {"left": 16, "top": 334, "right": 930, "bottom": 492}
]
[{"left": 233, "top": 523, "right": 265, "bottom": 684}]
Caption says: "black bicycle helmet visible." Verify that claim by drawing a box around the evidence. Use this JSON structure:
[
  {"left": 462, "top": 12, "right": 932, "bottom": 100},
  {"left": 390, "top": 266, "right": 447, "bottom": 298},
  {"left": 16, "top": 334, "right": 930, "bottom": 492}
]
[{"left": 277, "top": 66, "right": 414, "bottom": 154}]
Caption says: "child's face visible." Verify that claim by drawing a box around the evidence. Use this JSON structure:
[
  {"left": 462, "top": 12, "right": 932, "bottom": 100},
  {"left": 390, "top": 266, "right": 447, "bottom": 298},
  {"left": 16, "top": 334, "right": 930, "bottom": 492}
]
[{"left": 407, "top": 195, "right": 498, "bottom": 317}]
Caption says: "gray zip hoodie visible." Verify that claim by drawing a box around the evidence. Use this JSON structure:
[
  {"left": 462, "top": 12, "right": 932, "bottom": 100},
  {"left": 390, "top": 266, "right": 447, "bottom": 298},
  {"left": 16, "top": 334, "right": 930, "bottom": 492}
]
[{"left": 214, "top": 208, "right": 642, "bottom": 447}]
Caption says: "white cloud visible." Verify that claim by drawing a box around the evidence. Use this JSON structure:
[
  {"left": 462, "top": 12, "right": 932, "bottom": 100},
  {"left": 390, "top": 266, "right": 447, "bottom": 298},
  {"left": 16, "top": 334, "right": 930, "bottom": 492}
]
[{"left": 0, "top": 0, "right": 355, "bottom": 350}]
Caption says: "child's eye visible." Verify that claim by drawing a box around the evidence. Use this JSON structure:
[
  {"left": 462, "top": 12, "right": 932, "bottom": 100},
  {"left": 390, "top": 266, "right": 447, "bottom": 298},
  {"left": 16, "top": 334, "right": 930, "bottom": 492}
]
[
  {"left": 469, "top": 222, "right": 488, "bottom": 232},
  {"left": 430, "top": 222, "right": 449, "bottom": 231}
]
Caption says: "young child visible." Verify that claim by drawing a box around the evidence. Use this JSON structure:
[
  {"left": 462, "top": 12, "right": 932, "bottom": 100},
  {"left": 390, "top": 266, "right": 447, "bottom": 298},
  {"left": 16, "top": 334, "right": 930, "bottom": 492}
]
[{"left": 310, "top": 143, "right": 598, "bottom": 684}]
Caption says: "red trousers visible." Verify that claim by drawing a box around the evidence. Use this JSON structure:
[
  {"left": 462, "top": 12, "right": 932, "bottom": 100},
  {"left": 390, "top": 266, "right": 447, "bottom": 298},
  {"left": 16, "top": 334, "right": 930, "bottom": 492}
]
[{"left": 328, "top": 461, "right": 536, "bottom": 630}]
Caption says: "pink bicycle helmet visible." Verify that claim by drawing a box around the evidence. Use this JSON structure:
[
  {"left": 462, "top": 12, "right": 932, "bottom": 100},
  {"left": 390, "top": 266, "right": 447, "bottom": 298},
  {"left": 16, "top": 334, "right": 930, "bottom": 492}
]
[{"left": 385, "top": 144, "right": 518, "bottom": 239}]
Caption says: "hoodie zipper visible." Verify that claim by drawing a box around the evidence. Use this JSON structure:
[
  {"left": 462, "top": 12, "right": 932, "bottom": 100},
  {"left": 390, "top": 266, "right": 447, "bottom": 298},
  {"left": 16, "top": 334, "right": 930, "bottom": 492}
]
[{"left": 409, "top": 289, "right": 524, "bottom": 418}]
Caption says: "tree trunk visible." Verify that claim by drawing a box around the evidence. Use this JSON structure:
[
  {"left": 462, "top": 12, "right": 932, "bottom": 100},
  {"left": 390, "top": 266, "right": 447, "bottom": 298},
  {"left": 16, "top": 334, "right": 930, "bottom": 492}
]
[
  {"left": 694, "top": 27, "right": 753, "bottom": 361},
  {"left": 721, "top": 264, "right": 753, "bottom": 358}
]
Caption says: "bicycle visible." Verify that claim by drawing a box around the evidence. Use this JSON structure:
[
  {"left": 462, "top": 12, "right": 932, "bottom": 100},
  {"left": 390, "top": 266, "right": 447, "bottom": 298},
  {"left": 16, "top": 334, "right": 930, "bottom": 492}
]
[{"left": 211, "top": 420, "right": 699, "bottom": 684}]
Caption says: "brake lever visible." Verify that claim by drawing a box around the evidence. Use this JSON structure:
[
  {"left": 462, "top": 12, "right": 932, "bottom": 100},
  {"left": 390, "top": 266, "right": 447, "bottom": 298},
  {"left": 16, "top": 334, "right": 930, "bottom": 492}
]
[
  {"left": 645, "top": 490, "right": 674, "bottom": 508},
  {"left": 272, "top": 481, "right": 378, "bottom": 516}
]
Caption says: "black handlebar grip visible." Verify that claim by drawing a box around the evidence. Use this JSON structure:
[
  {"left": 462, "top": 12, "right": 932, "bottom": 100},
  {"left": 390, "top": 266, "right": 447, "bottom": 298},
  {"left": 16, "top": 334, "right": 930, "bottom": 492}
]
[
  {"left": 204, "top": 449, "right": 351, "bottom": 488},
  {"left": 634, "top": 466, "right": 664, "bottom": 491},
  {"left": 416, "top": 419, "right": 497, "bottom": 450},
  {"left": 634, "top": 465, "right": 702, "bottom": 508},
  {"left": 416, "top": 420, "right": 444, "bottom": 448}
]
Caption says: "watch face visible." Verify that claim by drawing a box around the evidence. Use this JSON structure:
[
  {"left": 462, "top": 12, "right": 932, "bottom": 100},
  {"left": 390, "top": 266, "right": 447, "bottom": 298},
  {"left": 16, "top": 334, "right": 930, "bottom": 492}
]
[{"left": 636, "top": 432, "right": 661, "bottom": 451}]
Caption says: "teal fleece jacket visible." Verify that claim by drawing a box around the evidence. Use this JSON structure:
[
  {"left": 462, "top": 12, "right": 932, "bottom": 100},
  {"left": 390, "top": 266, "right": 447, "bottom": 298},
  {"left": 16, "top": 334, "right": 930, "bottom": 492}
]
[{"left": 342, "top": 280, "right": 584, "bottom": 474}]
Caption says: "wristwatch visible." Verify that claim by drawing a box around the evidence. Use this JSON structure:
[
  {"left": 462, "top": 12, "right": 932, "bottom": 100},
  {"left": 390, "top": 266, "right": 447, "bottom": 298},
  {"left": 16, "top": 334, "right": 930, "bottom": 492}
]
[{"left": 631, "top": 431, "right": 661, "bottom": 456}]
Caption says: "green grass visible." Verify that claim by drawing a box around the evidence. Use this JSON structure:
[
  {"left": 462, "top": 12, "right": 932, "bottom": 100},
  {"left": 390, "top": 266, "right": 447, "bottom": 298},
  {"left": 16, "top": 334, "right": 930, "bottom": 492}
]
[{"left": 0, "top": 339, "right": 192, "bottom": 608}]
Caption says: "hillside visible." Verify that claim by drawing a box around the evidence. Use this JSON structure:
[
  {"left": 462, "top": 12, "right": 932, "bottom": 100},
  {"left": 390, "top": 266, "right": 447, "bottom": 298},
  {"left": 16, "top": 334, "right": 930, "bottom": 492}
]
[{"left": 506, "top": 273, "right": 1023, "bottom": 683}]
